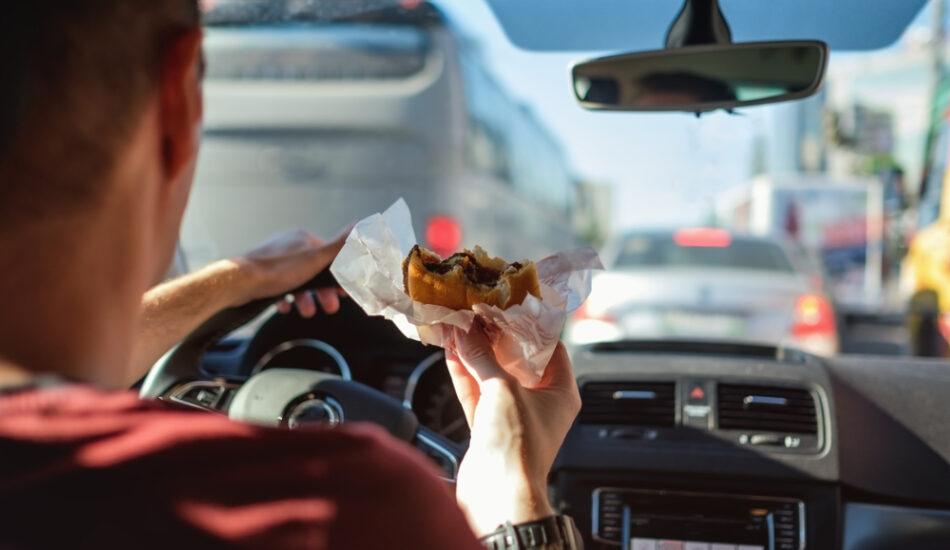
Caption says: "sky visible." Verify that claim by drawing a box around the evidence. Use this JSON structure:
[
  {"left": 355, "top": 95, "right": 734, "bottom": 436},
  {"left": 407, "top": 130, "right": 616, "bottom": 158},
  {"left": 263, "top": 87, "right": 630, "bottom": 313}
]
[{"left": 433, "top": 0, "right": 934, "bottom": 231}]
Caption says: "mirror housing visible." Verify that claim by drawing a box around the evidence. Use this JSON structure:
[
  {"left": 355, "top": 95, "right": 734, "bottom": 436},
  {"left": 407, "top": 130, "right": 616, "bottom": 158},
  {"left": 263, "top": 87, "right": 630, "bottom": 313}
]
[{"left": 572, "top": 40, "right": 828, "bottom": 114}]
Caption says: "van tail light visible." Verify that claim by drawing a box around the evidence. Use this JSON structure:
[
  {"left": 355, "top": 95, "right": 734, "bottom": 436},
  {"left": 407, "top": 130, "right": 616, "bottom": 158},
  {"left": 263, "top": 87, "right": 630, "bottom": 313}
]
[
  {"left": 791, "top": 294, "right": 836, "bottom": 338},
  {"left": 937, "top": 314, "right": 950, "bottom": 343},
  {"left": 426, "top": 215, "right": 461, "bottom": 258},
  {"left": 673, "top": 228, "right": 732, "bottom": 248}
]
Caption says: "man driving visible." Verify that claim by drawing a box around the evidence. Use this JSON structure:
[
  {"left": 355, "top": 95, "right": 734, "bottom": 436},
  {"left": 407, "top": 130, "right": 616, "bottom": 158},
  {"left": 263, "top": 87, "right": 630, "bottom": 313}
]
[{"left": 0, "top": 1, "right": 581, "bottom": 548}]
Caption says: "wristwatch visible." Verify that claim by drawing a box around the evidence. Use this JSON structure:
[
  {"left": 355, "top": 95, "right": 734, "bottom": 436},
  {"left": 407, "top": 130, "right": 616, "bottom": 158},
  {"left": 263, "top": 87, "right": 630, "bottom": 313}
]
[{"left": 479, "top": 515, "right": 583, "bottom": 550}]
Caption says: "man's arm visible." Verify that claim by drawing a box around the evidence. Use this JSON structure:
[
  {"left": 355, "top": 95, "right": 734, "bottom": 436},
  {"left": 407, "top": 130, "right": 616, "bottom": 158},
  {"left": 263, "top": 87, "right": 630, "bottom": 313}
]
[
  {"left": 447, "top": 327, "right": 583, "bottom": 548},
  {"left": 126, "top": 229, "right": 349, "bottom": 387}
]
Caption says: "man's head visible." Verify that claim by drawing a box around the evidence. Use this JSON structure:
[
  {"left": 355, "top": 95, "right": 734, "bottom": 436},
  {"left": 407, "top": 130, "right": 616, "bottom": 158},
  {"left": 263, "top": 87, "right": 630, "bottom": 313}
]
[
  {"left": 0, "top": 1, "right": 204, "bottom": 382},
  {"left": 0, "top": 0, "right": 203, "bottom": 279}
]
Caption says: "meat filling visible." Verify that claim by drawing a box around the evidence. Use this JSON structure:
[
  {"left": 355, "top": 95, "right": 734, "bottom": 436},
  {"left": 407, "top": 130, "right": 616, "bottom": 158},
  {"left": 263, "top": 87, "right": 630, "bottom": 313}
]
[
  {"left": 436, "top": 252, "right": 501, "bottom": 286},
  {"left": 405, "top": 245, "right": 520, "bottom": 291}
]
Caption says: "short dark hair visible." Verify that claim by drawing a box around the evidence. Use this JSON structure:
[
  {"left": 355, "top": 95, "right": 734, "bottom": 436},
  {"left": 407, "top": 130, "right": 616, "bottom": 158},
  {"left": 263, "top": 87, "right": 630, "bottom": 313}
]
[{"left": 0, "top": 1, "right": 201, "bottom": 227}]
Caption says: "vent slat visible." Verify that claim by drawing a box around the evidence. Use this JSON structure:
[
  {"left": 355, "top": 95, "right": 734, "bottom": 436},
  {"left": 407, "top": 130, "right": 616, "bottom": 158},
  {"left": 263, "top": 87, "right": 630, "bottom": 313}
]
[
  {"left": 580, "top": 382, "right": 676, "bottom": 427},
  {"left": 718, "top": 408, "right": 815, "bottom": 416},
  {"left": 717, "top": 384, "right": 818, "bottom": 435}
]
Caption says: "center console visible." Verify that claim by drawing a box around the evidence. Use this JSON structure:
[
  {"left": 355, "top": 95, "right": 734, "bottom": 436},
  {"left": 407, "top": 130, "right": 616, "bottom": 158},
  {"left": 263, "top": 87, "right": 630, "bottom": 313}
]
[
  {"left": 558, "top": 347, "right": 843, "bottom": 550},
  {"left": 592, "top": 488, "right": 805, "bottom": 550},
  {"left": 552, "top": 472, "right": 838, "bottom": 550}
]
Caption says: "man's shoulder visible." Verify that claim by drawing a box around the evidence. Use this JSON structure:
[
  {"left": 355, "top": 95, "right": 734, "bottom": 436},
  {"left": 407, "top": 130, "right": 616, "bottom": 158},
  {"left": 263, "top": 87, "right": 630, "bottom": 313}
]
[
  {"left": 0, "top": 384, "right": 477, "bottom": 549},
  {"left": 0, "top": 383, "right": 428, "bottom": 472}
]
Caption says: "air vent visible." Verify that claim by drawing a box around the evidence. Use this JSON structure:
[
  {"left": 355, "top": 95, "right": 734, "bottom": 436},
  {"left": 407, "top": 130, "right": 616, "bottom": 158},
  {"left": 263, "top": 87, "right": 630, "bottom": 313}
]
[
  {"left": 717, "top": 384, "right": 818, "bottom": 434},
  {"left": 580, "top": 382, "right": 676, "bottom": 427}
]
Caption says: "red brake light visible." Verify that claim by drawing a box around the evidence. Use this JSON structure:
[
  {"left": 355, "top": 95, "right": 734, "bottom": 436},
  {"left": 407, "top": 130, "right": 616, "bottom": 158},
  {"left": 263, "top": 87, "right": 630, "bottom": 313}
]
[
  {"left": 571, "top": 301, "right": 616, "bottom": 323},
  {"left": 673, "top": 228, "right": 732, "bottom": 248},
  {"left": 571, "top": 301, "right": 591, "bottom": 321},
  {"left": 426, "top": 216, "right": 461, "bottom": 258},
  {"left": 792, "top": 294, "right": 836, "bottom": 337}
]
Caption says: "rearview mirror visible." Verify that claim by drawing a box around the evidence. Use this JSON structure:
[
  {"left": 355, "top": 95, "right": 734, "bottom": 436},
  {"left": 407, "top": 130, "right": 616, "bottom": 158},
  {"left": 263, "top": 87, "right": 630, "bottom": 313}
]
[{"left": 572, "top": 41, "right": 828, "bottom": 114}]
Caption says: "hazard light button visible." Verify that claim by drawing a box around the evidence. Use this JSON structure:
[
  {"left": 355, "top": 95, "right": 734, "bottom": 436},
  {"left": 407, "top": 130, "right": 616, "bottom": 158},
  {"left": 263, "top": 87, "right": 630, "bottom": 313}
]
[{"left": 689, "top": 385, "right": 706, "bottom": 401}]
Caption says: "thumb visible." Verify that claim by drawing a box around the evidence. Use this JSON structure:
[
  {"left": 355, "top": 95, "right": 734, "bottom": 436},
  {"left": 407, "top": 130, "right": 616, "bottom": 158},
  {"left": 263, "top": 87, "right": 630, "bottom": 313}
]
[
  {"left": 453, "top": 325, "right": 511, "bottom": 383},
  {"left": 331, "top": 221, "right": 357, "bottom": 244},
  {"left": 304, "top": 232, "right": 348, "bottom": 274}
]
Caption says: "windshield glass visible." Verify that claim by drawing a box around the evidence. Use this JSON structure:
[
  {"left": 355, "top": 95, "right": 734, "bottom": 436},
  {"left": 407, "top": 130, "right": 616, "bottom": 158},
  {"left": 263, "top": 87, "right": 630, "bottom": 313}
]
[{"left": 184, "top": 0, "right": 939, "bottom": 358}]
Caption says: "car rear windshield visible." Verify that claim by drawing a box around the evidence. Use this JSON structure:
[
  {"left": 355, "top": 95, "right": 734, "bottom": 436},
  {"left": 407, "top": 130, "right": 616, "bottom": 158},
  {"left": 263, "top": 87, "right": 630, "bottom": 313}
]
[
  {"left": 204, "top": 25, "right": 430, "bottom": 82},
  {"left": 613, "top": 234, "right": 795, "bottom": 273}
]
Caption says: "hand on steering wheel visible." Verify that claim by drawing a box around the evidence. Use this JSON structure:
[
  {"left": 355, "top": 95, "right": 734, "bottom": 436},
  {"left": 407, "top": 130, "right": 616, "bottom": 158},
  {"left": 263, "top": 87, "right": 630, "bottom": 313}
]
[{"left": 234, "top": 225, "right": 353, "bottom": 318}]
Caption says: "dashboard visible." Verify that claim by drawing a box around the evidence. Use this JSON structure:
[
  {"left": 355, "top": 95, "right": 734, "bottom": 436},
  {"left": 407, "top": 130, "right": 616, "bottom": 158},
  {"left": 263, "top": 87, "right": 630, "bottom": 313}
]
[
  {"left": 195, "top": 299, "right": 950, "bottom": 549},
  {"left": 558, "top": 341, "right": 950, "bottom": 550}
]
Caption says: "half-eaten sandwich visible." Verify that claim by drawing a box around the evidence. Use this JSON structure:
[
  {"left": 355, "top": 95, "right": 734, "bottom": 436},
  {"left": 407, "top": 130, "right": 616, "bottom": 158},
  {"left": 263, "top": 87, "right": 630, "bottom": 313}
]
[{"left": 402, "top": 245, "right": 541, "bottom": 310}]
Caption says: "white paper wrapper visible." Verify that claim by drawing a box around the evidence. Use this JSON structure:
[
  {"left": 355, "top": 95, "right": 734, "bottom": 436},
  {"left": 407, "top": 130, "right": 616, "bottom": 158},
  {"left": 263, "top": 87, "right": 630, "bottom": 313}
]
[{"left": 330, "top": 199, "right": 603, "bottom": 386}]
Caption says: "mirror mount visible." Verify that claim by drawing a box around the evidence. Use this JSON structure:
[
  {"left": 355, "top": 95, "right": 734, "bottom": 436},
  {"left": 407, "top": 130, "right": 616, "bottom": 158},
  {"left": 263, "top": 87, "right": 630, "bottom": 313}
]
[{"left": 665, "top": 0, "right": 733, "bottom": 49}]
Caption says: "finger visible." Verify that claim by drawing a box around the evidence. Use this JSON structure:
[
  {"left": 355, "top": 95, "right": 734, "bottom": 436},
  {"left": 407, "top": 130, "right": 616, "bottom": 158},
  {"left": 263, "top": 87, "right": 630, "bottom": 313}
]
[
  {"left": 538, "top": 342, "right": 576, "bottom": 389},
  {"left": 452, "top": 326, "right": 512, "bottom": 384},
  {"left": 314, "top": 287, "right": 340, "bottom": 314},
  {"left": 276, "top": 296, "right": 292, "bottom": 314},
  {"left": 331, "top": 221, "right": 358, "bottom": 243},
  {"left": 444, "top": 349, "right": 479, "bottom": 427},
  {"left": 536, "top": 343, "right": 581, "bottom": 417},
  {"left": 294, "top": 290, "right": 317, "bottom": 318},
  {"left": 296, "top": 232, "right": 350, "bottom": 282}
]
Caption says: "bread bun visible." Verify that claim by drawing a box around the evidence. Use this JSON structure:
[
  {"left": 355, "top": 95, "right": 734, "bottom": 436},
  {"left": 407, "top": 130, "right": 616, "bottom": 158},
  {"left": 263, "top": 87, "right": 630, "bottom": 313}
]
[{"left": 403, "top": 245, "right": 541, "bottom": 310}]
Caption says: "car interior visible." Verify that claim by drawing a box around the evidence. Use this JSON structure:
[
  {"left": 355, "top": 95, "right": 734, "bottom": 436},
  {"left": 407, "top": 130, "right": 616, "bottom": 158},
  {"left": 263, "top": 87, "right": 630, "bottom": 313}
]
[{"left": 144, "top": 0, "right": 950, "bottom": 548}]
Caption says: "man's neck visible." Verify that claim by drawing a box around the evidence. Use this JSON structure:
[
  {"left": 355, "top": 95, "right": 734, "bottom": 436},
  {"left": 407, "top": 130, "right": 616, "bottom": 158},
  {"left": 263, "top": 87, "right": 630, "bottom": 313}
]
[{"left": 0, "top": 206, "right": 148, "bottom": 390}]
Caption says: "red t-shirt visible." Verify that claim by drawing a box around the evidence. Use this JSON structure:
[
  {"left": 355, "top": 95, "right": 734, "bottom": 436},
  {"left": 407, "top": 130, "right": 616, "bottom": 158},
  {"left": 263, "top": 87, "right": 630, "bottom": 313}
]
[{"left": 0, "top": 384, "right": 484, "bottom": 550}]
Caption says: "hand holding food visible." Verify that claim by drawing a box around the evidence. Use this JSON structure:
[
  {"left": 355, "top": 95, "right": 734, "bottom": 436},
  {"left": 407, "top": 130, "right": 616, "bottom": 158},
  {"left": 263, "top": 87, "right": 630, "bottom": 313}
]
[{"left": 330, "top": 199, "right": 600, "bottom": 385}]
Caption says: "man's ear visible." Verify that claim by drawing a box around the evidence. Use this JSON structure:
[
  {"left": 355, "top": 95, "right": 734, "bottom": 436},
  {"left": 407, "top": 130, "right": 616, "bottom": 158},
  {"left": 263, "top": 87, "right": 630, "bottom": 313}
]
[{"left": 159, "top": 29, "right": 203, "bottom": 185}]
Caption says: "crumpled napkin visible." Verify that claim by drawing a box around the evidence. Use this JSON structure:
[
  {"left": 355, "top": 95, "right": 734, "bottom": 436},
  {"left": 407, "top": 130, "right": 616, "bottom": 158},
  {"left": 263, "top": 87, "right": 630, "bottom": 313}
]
[{"left": 330, "top": 199, "right": 602, "bottom": 386}]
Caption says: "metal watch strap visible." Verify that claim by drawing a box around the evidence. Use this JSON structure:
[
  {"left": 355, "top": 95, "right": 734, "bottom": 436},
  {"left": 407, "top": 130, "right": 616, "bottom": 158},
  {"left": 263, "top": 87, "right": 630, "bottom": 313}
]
[{"left": 479, "top": 515, "right": 582, "bottom": 550}]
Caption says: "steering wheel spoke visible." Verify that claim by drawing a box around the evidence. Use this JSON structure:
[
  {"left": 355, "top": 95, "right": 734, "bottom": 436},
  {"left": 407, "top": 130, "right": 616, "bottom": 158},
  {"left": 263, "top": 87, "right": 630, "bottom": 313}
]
[
  {"left": 414, "top": 426, "right": 464, "bottom": 483},
  {"left": 165, "top": 380, "right": 241, "bottom": 413}
]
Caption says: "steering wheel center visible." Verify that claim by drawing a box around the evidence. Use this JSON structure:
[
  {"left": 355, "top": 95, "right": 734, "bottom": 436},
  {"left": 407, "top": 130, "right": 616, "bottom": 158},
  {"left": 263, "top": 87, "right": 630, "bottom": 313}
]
[{"left": 285, "top": 396, "right": 344, "bottom": 429}]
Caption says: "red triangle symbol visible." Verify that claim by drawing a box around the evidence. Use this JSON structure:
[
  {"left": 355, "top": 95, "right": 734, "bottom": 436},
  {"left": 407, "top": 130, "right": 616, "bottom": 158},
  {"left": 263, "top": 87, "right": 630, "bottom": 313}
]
[{"left": 690, "top": 386, "right": 705, "bottom": 400}]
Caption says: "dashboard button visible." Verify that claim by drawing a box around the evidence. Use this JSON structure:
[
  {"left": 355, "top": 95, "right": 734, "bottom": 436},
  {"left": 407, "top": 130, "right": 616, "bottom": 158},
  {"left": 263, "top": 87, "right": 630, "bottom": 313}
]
[{"left": 690, "top": 385, "right": 706, "bottom": 400}]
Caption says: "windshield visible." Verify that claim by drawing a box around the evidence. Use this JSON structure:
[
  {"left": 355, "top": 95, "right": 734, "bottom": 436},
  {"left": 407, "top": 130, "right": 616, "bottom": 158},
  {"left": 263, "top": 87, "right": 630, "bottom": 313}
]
[{"left": 183, "top": 0, "right": 940, "bottom": 358}]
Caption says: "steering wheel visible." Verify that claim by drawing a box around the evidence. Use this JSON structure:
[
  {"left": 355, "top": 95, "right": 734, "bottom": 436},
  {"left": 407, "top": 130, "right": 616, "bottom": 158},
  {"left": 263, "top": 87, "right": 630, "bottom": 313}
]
[{"left": 139, "top": 269, "right": 463, "bottom": 482}]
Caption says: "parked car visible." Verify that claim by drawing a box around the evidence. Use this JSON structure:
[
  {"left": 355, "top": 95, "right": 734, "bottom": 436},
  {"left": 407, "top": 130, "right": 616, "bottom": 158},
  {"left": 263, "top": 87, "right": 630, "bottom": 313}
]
[{"left": 567, "top": 228, "right": 839, "bottom": 355}]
